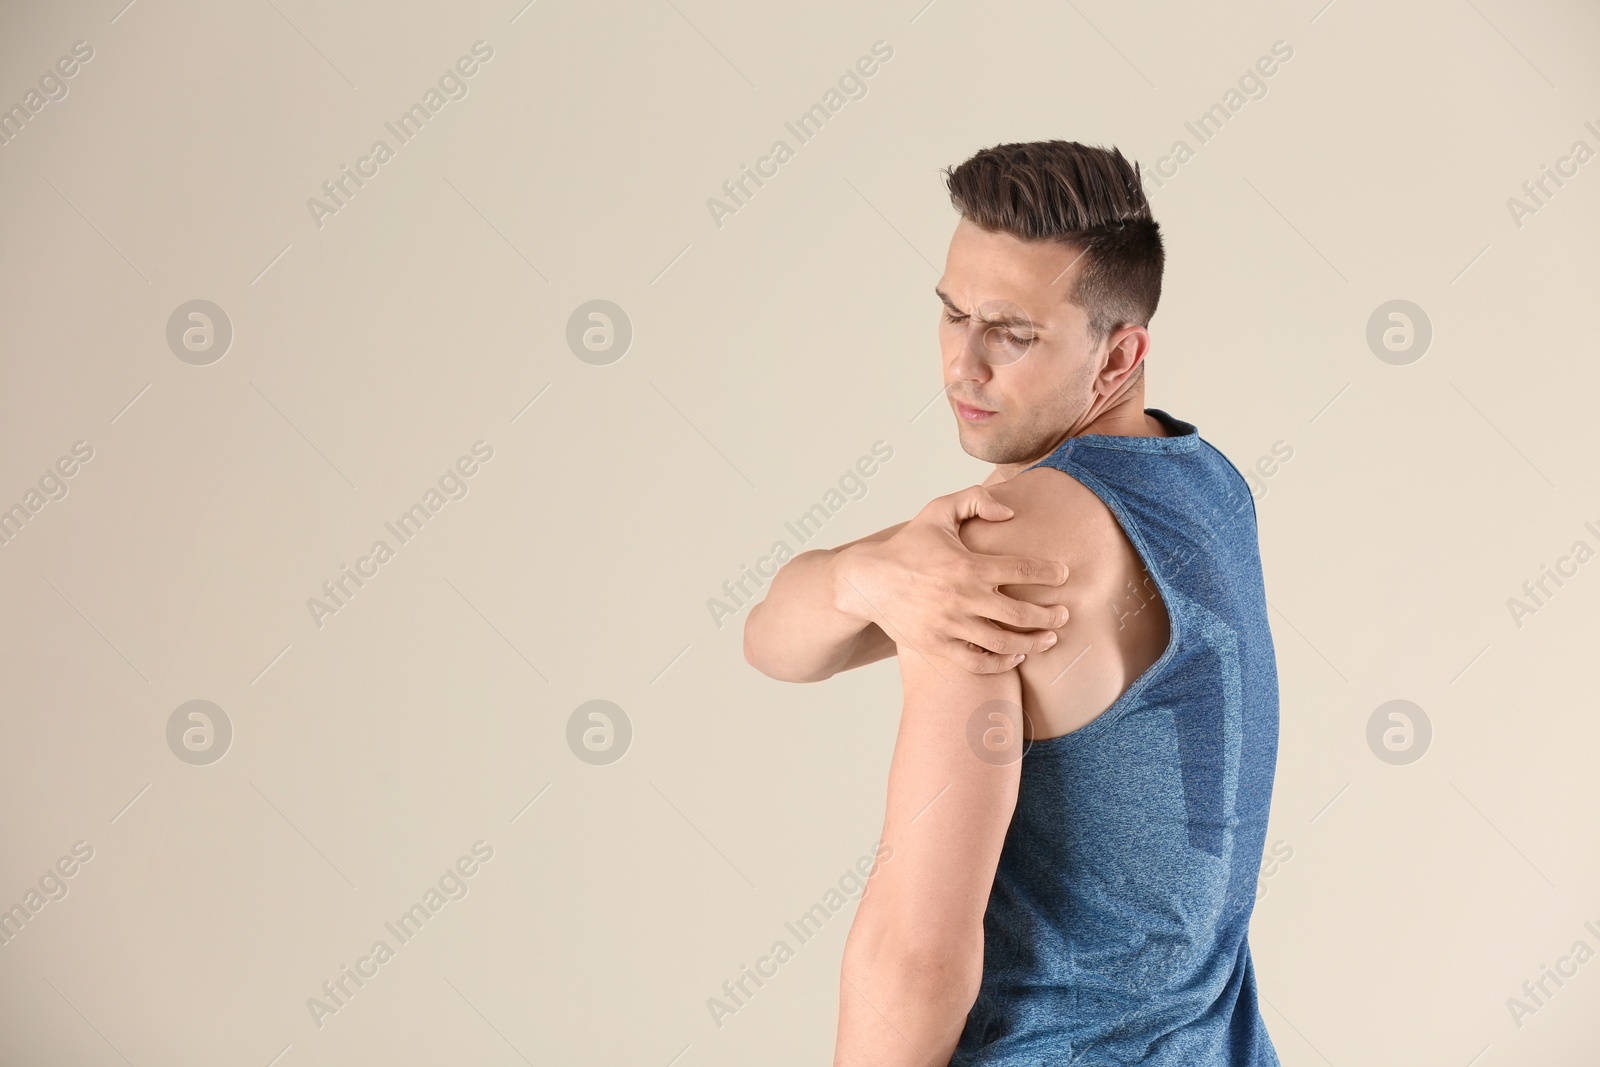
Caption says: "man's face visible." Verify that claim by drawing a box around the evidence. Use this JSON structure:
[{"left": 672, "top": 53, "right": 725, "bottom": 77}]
[{"left": 937, "top": 218, "right": 1106, "bottom": 465}]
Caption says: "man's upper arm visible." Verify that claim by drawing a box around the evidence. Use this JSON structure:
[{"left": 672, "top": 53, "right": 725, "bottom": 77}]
[
  {"left": 852, "top": 475, "right": 1104, "bottom": 960},
  {"left": 854, "top": 642, "right": 1022, "bottom": 976},
  {"left": 845, "top": 474, "right": 1128, "bottom": 1003}
]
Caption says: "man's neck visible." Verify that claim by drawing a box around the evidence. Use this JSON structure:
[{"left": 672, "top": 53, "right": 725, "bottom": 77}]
[{"left": 985, "top": 390, "right": 1165, "bottom": 485}]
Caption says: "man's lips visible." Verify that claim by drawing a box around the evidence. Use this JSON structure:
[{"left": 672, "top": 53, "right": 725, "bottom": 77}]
[{"left": 954, "top": 400, "right": 996, "bottom": 422}]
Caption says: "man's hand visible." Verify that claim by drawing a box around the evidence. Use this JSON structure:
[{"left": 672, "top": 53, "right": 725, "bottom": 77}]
[{"left": 833, "top": 485, "right": 1070, "bottom": 674}]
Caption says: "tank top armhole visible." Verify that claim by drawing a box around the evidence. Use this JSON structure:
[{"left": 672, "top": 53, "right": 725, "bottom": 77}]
[{"left": 1022, "top": 464, "right": 1186, "bottom": 753}]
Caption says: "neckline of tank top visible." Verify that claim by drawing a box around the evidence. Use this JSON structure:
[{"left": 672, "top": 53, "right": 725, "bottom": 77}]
[{"left": 1037, "top": 408, "right": 1201, "bottom": 465}]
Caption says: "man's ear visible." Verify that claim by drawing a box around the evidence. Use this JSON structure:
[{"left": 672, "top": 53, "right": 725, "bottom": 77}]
[{"left": 1098, "top": 326, "right": 1149, "bottom": 392}]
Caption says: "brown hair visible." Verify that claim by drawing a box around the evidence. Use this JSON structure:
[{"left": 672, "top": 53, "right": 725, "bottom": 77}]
[{"left": 942, "top": 140, "right": 1164, "bottom": 347}]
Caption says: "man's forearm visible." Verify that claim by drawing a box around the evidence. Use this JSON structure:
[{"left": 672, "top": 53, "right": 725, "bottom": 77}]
[
  {"left": 743, "top": 544, "right": 884, "bottom": 682},
  {"left": 834, "top": 925, "right": 979, "bottom": 1066}
]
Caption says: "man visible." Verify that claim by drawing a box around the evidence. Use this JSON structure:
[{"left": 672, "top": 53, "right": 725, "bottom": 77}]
[{"left": 744, "top": 141, "right": 1281, "bottom": 1065}]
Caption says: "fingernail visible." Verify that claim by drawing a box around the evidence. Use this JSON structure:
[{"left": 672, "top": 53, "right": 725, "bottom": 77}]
[{"left": 1043, "top": 632, "right": 1057, "bottom": 647}]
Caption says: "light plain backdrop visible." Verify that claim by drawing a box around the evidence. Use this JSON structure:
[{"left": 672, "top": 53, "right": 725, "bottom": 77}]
[{"left": 1, "top": 0, "right": 1597, "bottom": 1064}]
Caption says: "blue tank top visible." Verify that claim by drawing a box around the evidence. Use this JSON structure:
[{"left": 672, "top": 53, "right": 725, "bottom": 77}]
[{"left": 950, "top": 408, "right": 1281, "bottom": 1066}]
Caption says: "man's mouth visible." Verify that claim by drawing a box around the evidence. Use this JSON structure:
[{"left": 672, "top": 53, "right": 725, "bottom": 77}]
[{"left": 953, "top": 400, "right": 996, "bottom": 422}]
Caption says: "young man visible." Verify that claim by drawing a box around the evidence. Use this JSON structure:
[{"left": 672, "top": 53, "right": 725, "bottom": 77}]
[{"left": 744, "top": 141, "right": 1281, "bottom": 1065}]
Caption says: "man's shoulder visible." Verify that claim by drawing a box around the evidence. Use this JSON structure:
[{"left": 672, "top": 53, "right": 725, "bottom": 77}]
[
  {"left": 960, "top": 465, "right": 1170, "bottom": 739},
  {"left": 961, "top": 466, "right": 1129, "bottom": 589}
]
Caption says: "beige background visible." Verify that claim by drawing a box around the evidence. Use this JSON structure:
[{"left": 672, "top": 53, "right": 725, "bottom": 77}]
[{"left": 1, "top": 0, "right": 1597, "bottom": 1063}]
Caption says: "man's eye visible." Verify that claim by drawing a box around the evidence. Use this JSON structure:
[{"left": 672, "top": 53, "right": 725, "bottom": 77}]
[
  {"left": 944, "top": 310, "right": 1033, "bottom": 348},
  {"left": 985, "top": 326, "right": 1026, "bottom": 346}
]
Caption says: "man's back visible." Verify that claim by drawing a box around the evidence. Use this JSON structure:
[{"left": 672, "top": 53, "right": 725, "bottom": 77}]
[{"left": 949, "top": 408, "right": 1282, "bottom": 1065}]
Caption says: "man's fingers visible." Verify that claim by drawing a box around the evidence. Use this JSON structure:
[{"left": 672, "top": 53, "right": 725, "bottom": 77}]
[
  {"left": 948, "top": 641, "right": 1026, "bottom": 675},
  {"left": 981, "top": 592, "right": 1070, "bottom": 632},
  {"left": 979, "top": 553, "right": 1069, "bottom": 588},
  {"left": 960, "top": 620, "right": 1059, "bottom": 657},
  {"left": 942, "top": 485, "right": 1015, "bottom": 525}
]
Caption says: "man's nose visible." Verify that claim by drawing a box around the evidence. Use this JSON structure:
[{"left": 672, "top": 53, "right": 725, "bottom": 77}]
[{"left": 949, "top": 321, "right": 997, "bottom": 381}]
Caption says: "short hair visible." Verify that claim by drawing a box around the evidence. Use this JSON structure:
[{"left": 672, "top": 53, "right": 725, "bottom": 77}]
[{"left": 942, "top": 140, "right": 1164, "bottom": 347}]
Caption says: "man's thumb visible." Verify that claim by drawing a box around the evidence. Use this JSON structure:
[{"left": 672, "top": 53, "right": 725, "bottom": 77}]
[{"left": 950, "top": 485, "right": 1014, "bottom": 524}]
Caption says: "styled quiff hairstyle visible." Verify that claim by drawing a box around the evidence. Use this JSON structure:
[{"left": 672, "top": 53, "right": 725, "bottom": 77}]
[{"left": 942, "top": 140, "right": 1164, "bottom": 348}]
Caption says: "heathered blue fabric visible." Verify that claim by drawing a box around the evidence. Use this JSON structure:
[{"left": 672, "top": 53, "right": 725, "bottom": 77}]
[{"left": 948, "top": 408, "right": 1281, "bottom": 1066}]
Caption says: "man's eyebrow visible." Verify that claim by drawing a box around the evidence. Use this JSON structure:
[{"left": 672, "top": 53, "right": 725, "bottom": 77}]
[{"left": 933, "top": 286, "right": 1043, "bottom": 331}]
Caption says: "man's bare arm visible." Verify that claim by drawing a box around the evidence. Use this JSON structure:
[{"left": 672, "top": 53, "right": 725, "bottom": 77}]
[
  {"left": 740, "top": 524, "right": 906, "bottom": 683},
  {"left": 832, "top": 469, "right": 1135, "bottom": 1065},
  {"left": 833, "top": 620, "right": 1026, "bottom": 1065},
  {"left": 744, "top": 487, "right": 1072, "bottom": 683}
]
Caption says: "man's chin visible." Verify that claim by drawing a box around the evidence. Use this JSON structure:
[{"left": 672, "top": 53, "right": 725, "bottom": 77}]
[
  {"left": 957, "top": 424, "right": 1049, "bottom": 466},
  {"left": 955, "top": 424, "right": 1010, "bottom": 463}
]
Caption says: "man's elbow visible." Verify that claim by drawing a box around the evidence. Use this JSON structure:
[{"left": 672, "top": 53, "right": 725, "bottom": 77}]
[
  {"left": 841, "top": 927, "right": 984, "bottom": 1012},
  {"left": 741, "top": 604, "right": 778, "bottom": 676},
  {"left": 742, "top": 606, "right": 829, "bottom": 683}
]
